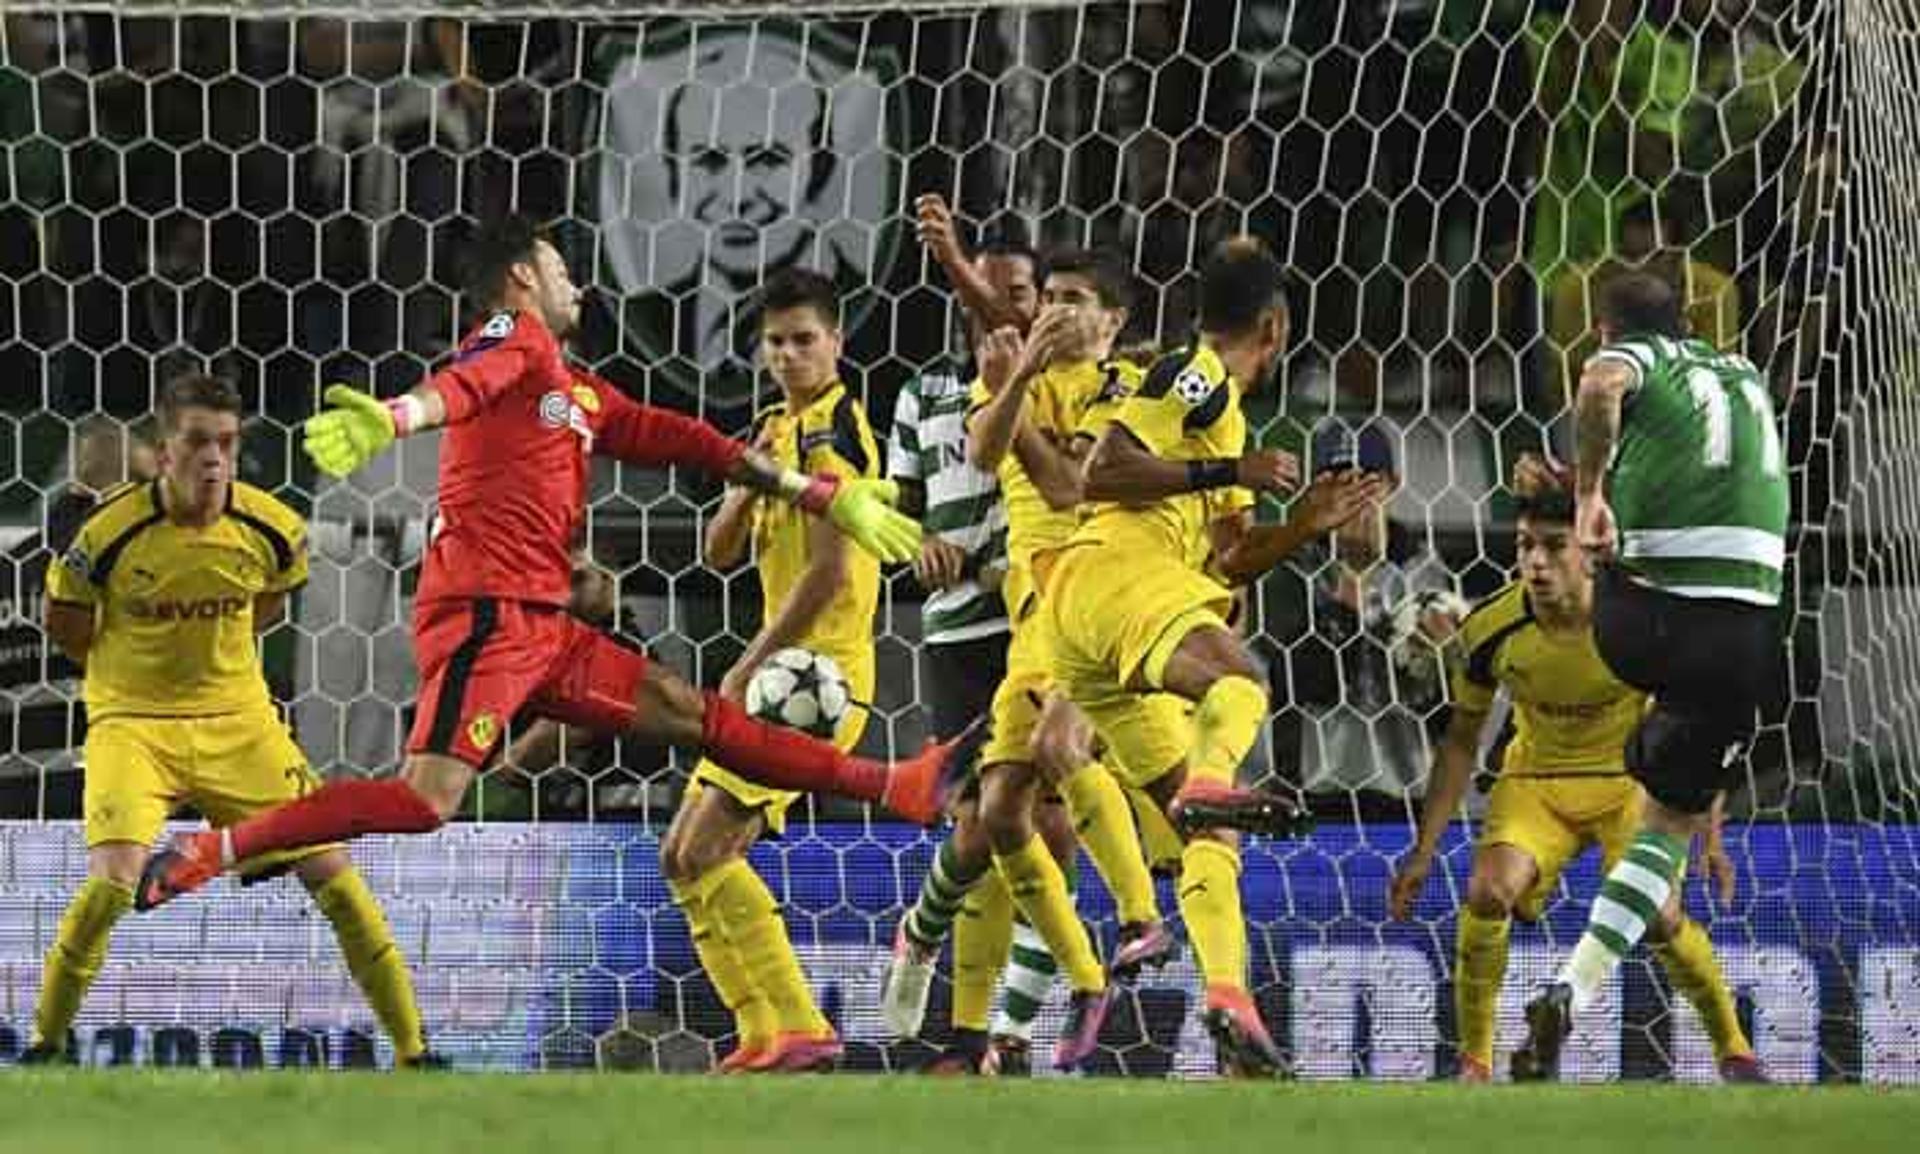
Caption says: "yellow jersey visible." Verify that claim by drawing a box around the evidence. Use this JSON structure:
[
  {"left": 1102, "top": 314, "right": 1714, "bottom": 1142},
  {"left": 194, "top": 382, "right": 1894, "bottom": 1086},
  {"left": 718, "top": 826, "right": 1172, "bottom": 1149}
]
[
  {"left": 1067, "top": 343, "right": 1255, "bottom": 571},
  {"left": 45, "top": 479, "right": 309, "bottom": 721},
  {"left": 1449, "top": 580, "right": 1646, "bottom": 777},
  {"left": 968, "top": 358, "right": 1140, "bottom": 573},
  {"left": 750, "top": 381, "right": 881, "bottom": 674}
]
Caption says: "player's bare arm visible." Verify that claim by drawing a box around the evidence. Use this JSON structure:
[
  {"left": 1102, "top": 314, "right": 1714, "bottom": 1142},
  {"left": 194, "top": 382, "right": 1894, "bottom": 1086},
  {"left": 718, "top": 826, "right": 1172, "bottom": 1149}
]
[
  {"left": 915, "top": 193, "right": 1028, "bottom": 335},
  {"left": 965, "top": 314, "right": 1069, "bottom": 471},
  {"left": 1012, "top": 425, "right": 1086, "bottom": 512},
  {"left": 703, "top": 483, "right": 760, "bottom": 571},
  {"left": 1573, "top": 358, "right": 1635, "bottom": 497},
  {"left": 252, "top": 591, "right": 289, "bottom": 633},
  {"left": 41, "top": 598, "right": 94, "bottom": 668},
  {"left": 1389, "top": 704, "right": 1490, "bottom": 921},
  {"left": 1081, "top": 423, "right": 1297, "bottom": 505},
  {"left": 1210, "top": 471, "right": 1393, "bottom": 586}
]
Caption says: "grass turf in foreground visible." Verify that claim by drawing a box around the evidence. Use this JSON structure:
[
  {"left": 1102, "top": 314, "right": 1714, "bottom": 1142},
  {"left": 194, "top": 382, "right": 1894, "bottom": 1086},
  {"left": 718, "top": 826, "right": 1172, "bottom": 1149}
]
[{"left": 0, "top": 1072, "right": 1912, "bottom": 1154}]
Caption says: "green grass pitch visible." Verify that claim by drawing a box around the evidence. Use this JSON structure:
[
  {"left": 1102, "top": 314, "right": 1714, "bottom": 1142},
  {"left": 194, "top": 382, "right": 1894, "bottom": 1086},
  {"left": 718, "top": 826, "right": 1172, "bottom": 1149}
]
[{"left": 2, "top": 1072, "right": 1913, "bottom": 1154}]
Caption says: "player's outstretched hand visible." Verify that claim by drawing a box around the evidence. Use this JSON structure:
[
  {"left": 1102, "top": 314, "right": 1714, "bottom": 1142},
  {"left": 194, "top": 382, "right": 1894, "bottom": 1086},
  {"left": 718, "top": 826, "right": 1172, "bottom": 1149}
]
[
  {"left": 304, "top": 385, "right": 397, "bottom": 478},
  {"left": 1388, "top": 847, "right": 1433, "bottom": 922},
  {"left": 825, "top": 477, "right": 923, "bottom": 564}
]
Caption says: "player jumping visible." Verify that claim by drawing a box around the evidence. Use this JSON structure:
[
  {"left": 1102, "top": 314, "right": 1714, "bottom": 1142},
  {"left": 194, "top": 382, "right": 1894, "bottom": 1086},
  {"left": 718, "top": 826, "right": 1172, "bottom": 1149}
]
[
  {"left": 134, "top": 216, "right": 966, "bottom": 911},
  {"left": 1510, "top": 271, "right": 1788, "bottom": 1080}
]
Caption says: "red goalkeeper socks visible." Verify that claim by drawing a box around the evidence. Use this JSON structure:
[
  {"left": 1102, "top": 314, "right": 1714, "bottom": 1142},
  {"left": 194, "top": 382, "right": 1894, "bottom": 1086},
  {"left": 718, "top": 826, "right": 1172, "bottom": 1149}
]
[
  {"left": 700, "top": 692, "right": 887, "bottom": 800},
  {"left": 226, "top": 778, "right": 444, "bottom": 863}
]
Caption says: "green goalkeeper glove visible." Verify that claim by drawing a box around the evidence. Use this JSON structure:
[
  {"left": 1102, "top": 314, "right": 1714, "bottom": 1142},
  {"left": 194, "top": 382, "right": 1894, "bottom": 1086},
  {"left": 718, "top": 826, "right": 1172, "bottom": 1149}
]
[
  {"left": 304, "top": 385, "right": 399, "bottom": 478},
  {"left": 797, "top": 475, "right": 923, "bottom": 564}
]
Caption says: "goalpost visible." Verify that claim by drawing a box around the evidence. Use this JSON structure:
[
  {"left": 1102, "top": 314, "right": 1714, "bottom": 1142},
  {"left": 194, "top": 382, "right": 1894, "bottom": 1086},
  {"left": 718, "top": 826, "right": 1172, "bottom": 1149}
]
[{"left": 1, "top": 0, "right": 1912, "bottom": 1081}]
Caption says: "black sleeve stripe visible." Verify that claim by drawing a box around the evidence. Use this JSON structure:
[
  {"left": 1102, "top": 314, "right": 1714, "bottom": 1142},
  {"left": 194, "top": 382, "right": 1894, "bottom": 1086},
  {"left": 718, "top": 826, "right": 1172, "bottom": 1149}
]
[
  {"left": 229, "top": 509, "right": 296, "bottom": 573},
  {"left": 1184, "top": 380, "right": 1230, "bottom": 432},
  {"left": 1135, "top": 349, "right": 1190, "bottom": 399},
  {"left": 86, "top": 480, "right": 166, "bottom": 585},
  {"left": 1464, "top": 605, "right": 1536, "bottom": 689},
  {"left": 828, "top": 393, "right": 873, "bottom": 476}
]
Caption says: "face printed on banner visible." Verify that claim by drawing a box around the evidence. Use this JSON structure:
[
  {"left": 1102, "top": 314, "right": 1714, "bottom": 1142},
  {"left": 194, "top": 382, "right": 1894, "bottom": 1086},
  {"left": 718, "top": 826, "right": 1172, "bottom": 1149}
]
[{"left": 595, "top": 25, "right": 903, "bottom": 409}]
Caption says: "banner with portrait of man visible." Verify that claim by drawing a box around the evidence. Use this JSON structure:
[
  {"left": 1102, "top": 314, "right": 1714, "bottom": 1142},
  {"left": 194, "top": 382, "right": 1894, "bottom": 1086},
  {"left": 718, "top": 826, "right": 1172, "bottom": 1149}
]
[{"left": 590, "top": 22, "right": 906, "bottom": 413}]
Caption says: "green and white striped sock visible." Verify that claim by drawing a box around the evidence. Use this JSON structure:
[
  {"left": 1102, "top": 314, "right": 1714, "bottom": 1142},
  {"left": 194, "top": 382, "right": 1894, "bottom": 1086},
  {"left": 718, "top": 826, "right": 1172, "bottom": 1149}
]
[
  {"left": 1559, "top": 830, "right": 1689, "bottom": 1009},
  {"left": 904, "top": 837, "right": 986, "bottom": 950},
  {"left": 991, "top": 916, "right": 1058, "bottom": 1041}
]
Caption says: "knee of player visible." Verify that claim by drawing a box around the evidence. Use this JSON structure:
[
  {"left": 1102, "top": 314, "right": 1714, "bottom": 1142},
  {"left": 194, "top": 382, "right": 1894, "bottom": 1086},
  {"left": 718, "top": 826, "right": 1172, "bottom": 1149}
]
[
  {"left": 660, "top": 838, "right": 730, "bottom": 885},
  {"left": 1646, "top": 903, "right": 1685, "bottom": 944},
  {"left": 1465, "top": 869, "right": 1522, "bottom": 918},
  {"left": 88, "top": 842, "right": 148, "bottom": 890},
  {"left": 292, "top": 848, "right": 354, "bottom": 892}
]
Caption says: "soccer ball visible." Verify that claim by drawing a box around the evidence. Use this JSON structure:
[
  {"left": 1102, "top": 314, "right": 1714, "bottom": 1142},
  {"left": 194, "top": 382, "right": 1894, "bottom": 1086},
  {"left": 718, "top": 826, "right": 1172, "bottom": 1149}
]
[
  {"left": 1387, "top": 588, "right": 1471, "bottom": 705},
  {"left": 744, "top": 648, "right": 851, "bottom": 739}
]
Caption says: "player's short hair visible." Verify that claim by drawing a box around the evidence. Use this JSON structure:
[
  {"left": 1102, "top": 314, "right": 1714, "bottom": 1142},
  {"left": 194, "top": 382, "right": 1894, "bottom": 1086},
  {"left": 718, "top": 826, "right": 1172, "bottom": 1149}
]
[
  {"left": 1597, "top": 270, "right": 1685, "bottom": 339},
  {"left": 1514, "top": 488, "right": 1576, "bottom": 525},
  {"left": 1197, "top": 236, "right": 1289, "bottom": 335},
  {"left": 978, "top": 236, "right": 1044, "bottom": 280},
  {"left": 757, "top": 267, "right": 841, "bottom": 329},
  {"left": 1044, "top": 247, "right": 1133, "bottom": 311},
  {"left": 157, "top": 374, "right": 243, "bottom": 430},
  {"left": 464, "top": 214, "right": 551, "bottom": 309}
]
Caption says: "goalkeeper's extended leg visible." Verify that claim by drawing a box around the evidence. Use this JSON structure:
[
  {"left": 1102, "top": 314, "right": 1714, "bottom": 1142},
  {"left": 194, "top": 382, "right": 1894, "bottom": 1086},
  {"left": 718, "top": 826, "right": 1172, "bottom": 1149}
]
[{"left": 140, "top": 652, "right": 970, "bottom": 909}]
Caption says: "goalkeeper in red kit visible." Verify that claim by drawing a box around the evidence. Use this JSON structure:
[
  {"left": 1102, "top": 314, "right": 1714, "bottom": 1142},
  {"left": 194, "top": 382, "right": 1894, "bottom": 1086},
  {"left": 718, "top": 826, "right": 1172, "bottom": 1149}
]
[{"left": 135, "top": 215, "right": 965, "bottom": 910}]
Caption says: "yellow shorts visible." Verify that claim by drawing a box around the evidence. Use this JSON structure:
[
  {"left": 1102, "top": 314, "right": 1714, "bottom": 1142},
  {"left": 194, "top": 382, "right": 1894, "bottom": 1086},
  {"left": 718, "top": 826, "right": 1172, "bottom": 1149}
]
[
  {"left": 84, "top": 708, "right": 331, "bottom": 874},
  {"left": 1042, "top": 545, "right": 1227, "bottom": 789},
  {"left": 688, "top": 654, "right": 873, "bottom": 836},
  {"left": 977, "top": 610, "right": 1051, "bottom": 771},
  {"left": 1481, "top": 773, "right": 1645, "bottom": 921}
]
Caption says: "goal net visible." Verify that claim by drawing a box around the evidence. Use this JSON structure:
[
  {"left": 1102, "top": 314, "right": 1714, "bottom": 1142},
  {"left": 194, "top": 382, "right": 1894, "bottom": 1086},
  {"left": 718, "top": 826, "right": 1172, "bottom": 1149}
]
[{"left": 1, "top": 0, "right": 1913, "bottom": 1080}]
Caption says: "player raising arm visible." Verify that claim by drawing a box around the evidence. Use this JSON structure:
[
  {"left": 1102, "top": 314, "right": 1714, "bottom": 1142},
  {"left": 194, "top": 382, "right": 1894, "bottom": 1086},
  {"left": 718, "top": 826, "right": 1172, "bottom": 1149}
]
[{"left": 136, "top": 216, "right": 966, "bottom": 910}]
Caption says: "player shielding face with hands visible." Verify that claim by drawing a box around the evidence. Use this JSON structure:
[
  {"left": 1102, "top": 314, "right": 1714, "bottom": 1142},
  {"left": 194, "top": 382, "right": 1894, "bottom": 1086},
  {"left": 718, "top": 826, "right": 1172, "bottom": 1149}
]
[{"left": 138, "top": 217, "right": 969, "bottom": 911}]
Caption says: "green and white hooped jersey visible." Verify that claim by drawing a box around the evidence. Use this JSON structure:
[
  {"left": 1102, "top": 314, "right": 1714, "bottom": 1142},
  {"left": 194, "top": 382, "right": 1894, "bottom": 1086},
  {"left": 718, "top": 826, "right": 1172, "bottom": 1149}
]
[
  {"left": 1594, "top": 335, "right": 1790, "bottom": 606},
  {"left": 888, "top": 362, "right": 1010, "bottom": 644}
]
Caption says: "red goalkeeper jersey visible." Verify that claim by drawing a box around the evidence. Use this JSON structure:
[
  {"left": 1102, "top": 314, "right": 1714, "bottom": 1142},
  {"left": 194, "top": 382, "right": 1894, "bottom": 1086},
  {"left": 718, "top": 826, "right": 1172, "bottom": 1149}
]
[{"left": 415, "top": 309, "right": 745, "bottom": 607}]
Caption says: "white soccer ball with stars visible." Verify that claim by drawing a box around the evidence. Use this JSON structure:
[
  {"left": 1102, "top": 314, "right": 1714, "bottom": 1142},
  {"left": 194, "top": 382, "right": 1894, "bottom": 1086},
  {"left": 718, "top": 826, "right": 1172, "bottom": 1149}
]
[
  {"left": 745, "top": 648, "right": 851, "bottom": 739},
  {"left": 1387, "top": 588, "right": 1471, "bottom": 705}
]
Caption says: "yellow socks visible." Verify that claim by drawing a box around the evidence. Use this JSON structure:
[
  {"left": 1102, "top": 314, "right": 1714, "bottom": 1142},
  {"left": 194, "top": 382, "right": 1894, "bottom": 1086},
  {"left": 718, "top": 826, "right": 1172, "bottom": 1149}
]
[
  {"left": 951, "top": 867, "right": 1014, "bottom": 1032},
  {"left": 1454, "top": 907, "right": 1511, "bottom": 1068},
  {"left": 670, "top": 872, "right": 779, "bottom": 1049},
  {"left": 705, "top": 859, "right": 832, "bottom": 1038},
  {"left": 33, "top": 876, "right": 133, "bottom": 1049},
  {"left": 1654, "top": 916, "right": 1754, "bottom": 1061},
  {"left": 1059, "top": 762, "right": 1159, "bottom": 926},
  {"left": 1176, "top": 838, "right": 1246, "bottom": 991},
  {"left": 1189, "top": 676, "right": 1267, "bottom": 787},
  {"left": 994, "top": 835, "right": 1104, "bottom": 993},
  {"left": 312, "top": 868, "right": 427, "bottom": 1062}
]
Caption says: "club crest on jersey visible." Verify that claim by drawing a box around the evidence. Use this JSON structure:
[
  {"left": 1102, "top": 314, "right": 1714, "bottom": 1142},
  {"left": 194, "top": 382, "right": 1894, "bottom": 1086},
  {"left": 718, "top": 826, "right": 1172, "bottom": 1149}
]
[
  {"left": 467, "top": 712, "right": 500, "bottom": 752},
  {"left": 1172, "top": 368, "right": 1215, "bottom": 406},
  {"left": 570, "top": 383, "right": 602, "bottom": 414},
  {"left": 539, "top": 389, "right": 597, "bottom": 453}
]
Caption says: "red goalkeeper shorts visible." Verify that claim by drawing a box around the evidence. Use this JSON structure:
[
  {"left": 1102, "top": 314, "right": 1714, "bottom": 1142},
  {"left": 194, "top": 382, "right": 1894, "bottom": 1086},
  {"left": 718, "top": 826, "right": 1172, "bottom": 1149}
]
[{"left": 407, "top": 597, "right": 651, "bottom": 767}]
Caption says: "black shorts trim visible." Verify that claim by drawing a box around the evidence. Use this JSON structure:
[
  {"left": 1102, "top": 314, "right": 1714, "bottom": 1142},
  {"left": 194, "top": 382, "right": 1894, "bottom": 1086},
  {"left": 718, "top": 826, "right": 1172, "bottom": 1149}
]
[{"left": 426, "top": 597, "right": 499, "bottom": 755}]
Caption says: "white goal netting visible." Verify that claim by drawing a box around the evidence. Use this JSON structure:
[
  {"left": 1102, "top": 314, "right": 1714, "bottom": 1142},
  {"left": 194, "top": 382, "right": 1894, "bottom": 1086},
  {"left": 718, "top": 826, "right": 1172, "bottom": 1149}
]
[{"left": 1, "top": 0, "right": 1914, "bottom": 1081}]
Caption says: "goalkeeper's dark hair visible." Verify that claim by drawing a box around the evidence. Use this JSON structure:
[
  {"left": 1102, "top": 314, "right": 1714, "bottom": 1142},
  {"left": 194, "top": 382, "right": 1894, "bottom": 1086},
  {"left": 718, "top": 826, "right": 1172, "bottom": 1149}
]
[
  {"left": 758, "top": 266, "right": 842, "bottom": 328},
  {"left": 1514, "top": 488, "right": 1576, "bottom": 525},
  {"left": 1597, "top": 270, "right": 1686, "bottom": 340},
  {"left": 1197, "top": 235, "right": 1290, "bottom": 336},
  {"left": 464, "top": 214, "right": 551, "bottom": 310},
  {"left": 157, "top": 374, "right": 243, "bottom": 431},
  {"left": 1045, "top": 247, "right": 1134, "bottom": 311}
]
